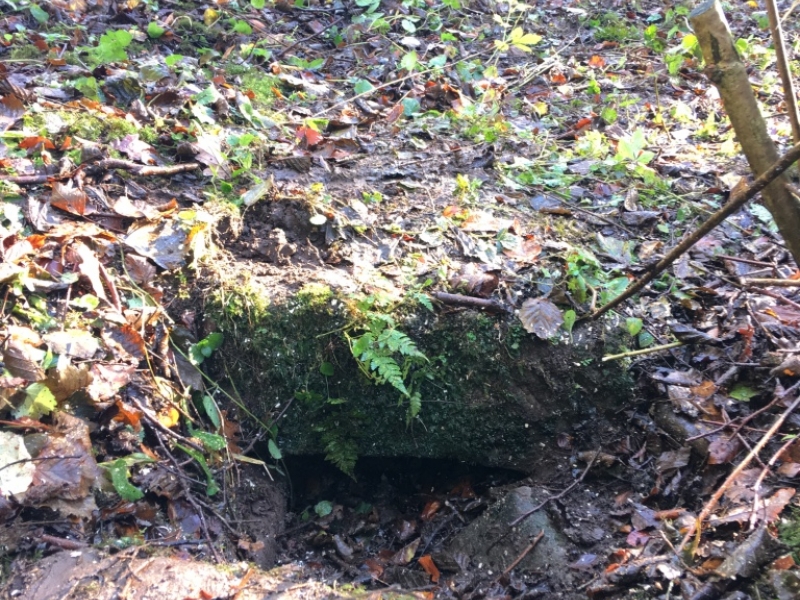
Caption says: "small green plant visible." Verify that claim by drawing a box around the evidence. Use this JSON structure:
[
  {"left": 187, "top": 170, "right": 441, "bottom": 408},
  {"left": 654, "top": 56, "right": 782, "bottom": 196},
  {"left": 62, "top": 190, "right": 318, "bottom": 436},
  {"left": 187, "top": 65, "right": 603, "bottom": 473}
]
[
  {"left": 779, "top": 506, "right": 800, "bottom": 562},
  {"left": 345, "top": 296, "right": 428, "bottom": 421},
  {"left": 82, "top": 29, "right": 134, "bottom": 65},
  {"left": 455, "top": 173, "right": 482, "bottom": 201}
]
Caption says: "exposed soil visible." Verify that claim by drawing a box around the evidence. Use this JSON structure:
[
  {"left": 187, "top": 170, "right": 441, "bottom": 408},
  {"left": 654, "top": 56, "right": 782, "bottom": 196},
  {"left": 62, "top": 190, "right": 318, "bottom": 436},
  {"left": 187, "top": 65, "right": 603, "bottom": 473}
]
[{"left": 2, "top": 0, "right": 800, "bottom": 598}]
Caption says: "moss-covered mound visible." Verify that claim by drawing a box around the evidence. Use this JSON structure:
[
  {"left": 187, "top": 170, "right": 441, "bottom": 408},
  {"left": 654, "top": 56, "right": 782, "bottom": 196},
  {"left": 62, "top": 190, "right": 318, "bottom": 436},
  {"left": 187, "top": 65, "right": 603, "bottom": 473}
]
[{"left": 206, "top": 279, "right": 632, "bottom": 474}]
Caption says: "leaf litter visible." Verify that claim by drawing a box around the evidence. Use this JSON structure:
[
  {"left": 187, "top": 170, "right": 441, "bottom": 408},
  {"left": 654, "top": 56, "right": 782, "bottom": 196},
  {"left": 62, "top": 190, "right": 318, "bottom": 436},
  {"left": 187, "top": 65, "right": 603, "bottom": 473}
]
[{"left": 0, "top": 0, "right": 800, "bottom": 597}]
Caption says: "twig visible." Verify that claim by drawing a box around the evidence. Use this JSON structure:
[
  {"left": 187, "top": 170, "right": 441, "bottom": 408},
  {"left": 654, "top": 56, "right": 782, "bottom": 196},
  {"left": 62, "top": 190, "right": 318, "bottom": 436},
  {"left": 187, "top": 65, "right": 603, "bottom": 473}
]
[
  {"left": 495, "top": 531, "right": 544, "bottom": 584},
  {"left": 591, "top": 141, "right": 800, "bottom": 320},
  {"left": 154, "top": 430, "right": 224, "bottom": 563},
  {"left": 677, "top": 393, "right": 800, "bottom": 556},
  {"left": 88, "top": 159, "right": 201, "bottom": 177},
  {"left": 602, "top": 341, "right": 684, "bottom": 362},
  {"left": 432, "top": 291, "right": 511, "bottom": 313},
  {"left": 740, "top": 277, "right": 800, "bottom": 287},
  {"left": 39, "top": 534, "right": 87, "bottom": 550},
  {"left": 509, "top": 449, "right": 599, "bottom": 527},
  {"left": 748, "top": 286, "right": 800, "bottom": 310}
]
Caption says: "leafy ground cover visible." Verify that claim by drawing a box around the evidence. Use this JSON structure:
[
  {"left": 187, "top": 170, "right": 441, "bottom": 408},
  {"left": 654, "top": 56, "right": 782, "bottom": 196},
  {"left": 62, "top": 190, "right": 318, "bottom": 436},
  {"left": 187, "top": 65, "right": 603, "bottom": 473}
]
[{"left": 1, "top": 0, "right": 800, "bottom": 597}]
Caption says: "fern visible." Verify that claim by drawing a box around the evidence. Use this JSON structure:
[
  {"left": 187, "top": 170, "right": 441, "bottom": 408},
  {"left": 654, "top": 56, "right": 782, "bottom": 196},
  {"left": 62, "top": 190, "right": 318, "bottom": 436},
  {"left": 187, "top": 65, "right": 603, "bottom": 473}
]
[
  {"left": 369, "top": 355, "right": 408, "bottom": 395},
  {"left": 322, "top": 432, "right": 358, "bottom": 477}
]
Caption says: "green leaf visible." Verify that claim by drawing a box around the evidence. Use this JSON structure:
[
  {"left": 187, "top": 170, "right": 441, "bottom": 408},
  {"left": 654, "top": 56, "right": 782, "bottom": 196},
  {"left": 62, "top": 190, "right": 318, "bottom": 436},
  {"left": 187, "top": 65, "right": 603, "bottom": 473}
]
[
  {"left": 147, "top": 22, "right": 165, "bottom": 38},
  {"left": 165, "top": 54, "right": 184, "bottom": 67},
  {"left": 189, "top": 332, "right": 224, "bottom": 365},
  {"left": 29, "top": 5, "right": 49, "bottom": 23},
  {"left": 175, "top": 444, "right": 220, "bottom": 496},
  {"left": 320, "top": 362, "right": 335, "bottom": 377},
  {"left": 232, "top": 19, "right": 253, "bottom": 34},
  {"left": 92, "top": 30, "right": 133, "bottom": 64},
  {"left": 428, "top": 54, "right": 447, "bottom": 68},
  {"left": 268, "top": 439, "right": 282, "bottom": 460},
  {"left": 251, "top": 0, "right": 266, "bottom": 7},
  {"left": 638, "top": 331, "right": 655, "bottom": 348},
  {"left": 729, "top": 384, "right": 759, "bottom": 402},
  {"left": 103, "top": 459, "right": 144, "bottom": 501},
  {"left": 14, "top": 382, "right": 56, "bottom": 420},
  {"left": 315, "top": 500, "right": 333, "bottom": 517},
  {"left": 563, "top": 309, "right": 576, "bottom": 334},
  {"left": 399, "top": 51, "right": 418, "bottom": 72},
  {"left": 202, "top": 395, "right": 222, "bottom": 429},
  {"left": 193, "top": 430, "right": 227, "bottom": 452},
  {"left": 626, "top": 317, "right": 643, "bottom": 336},
  {"left": 70, "top": 294, "right": 100, "bottom": 311},
  {"left": 354, "top": 79, "right": 375, "bottom": 95},
  {"left": 402, "top": 97, "right": 421, "bottom": 116}
]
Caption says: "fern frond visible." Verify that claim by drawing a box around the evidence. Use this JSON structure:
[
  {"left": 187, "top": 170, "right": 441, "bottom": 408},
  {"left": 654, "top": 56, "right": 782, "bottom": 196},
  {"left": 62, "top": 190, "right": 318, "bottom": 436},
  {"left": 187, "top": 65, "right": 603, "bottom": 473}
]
[
  {"left": 408, "top": 391, "right": 422, "bottom": 420},
  {"left": 369, "top": 356, "right": 408, "bottom": 395}
]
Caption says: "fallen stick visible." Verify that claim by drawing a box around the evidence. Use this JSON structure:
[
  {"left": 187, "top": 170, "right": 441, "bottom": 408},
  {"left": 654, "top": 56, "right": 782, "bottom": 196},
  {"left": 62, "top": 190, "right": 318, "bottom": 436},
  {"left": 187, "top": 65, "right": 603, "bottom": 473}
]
[
  {"left": 677, "top": 393, "right": 800, "bottom": 557},
  {"left": 591, "top": 141, "right": 800, "bottom": 320},
  {"left": 740, "top": 277, "right": 800, "bottom": 287},
  {"left": 432, "top": 291, "right": 511, "bottom": 313},
  {"left": 0, "top": 161, "right": 201, "bottom": 185}
]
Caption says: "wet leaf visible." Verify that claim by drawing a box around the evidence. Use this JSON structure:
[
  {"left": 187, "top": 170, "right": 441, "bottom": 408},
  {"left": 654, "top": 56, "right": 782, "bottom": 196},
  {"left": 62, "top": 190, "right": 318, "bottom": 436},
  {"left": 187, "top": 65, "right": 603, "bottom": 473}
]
[
  {"left": 418, "top": 555, "right": 440, "bottom": 583},
  {"left": 103, "top": 458, "right": 144, "bottom": 501},
  {"left": 519, "top": 297, "right": 564, "bottom": 339}
]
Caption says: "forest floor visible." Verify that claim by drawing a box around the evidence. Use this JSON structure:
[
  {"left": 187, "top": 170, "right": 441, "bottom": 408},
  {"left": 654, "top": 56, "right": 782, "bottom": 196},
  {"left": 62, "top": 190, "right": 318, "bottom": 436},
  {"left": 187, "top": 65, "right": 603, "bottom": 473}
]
[{"left": 2, "top": 0, "right": 800, "bottom": 598}]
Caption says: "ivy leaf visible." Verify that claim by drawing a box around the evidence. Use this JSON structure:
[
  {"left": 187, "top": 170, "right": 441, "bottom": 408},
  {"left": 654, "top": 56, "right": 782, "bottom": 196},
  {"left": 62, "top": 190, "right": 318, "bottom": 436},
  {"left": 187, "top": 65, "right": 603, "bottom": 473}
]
[
  {"left": 14, "top": 382, "right": 56, "bottom": 420},
  {"left": 519, "top": 297, "right": 564, "bottom": 339}
]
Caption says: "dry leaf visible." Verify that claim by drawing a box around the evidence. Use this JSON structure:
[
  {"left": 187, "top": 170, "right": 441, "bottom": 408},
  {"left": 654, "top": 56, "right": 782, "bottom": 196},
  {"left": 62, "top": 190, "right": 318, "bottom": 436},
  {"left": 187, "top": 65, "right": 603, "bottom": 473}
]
[{"left": 519, "top": 297, "right": 564, "bottom": 339}]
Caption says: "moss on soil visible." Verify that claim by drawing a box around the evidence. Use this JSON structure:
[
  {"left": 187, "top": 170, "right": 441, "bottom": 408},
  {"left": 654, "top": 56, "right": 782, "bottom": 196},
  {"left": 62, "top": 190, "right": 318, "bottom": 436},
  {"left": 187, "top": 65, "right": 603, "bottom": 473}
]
[{"left": 206, "top": 280, "right": 634, "bottom": 473}]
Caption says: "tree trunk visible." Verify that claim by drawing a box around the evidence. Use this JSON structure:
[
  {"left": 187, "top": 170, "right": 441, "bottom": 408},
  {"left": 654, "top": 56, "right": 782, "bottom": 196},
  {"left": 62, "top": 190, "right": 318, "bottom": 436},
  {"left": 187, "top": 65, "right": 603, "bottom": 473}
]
[{"left": 690, "top": 0, "right": 800, "bottom": 266}]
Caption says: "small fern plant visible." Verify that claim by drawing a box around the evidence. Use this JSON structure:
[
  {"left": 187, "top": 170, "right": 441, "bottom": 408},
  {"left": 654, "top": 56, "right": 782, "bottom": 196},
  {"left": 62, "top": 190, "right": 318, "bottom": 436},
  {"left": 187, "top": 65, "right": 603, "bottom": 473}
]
[{"left": 345, "top": 299, "right": 428, "bottom": 421}]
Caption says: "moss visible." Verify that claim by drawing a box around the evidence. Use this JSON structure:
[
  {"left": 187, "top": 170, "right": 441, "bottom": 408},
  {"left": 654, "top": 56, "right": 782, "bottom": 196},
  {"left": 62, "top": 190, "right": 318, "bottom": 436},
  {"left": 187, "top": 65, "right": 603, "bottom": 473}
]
[
  {"left": 9, "top": 45, "right": 42, "bottom": 61},
  {"left": 206, "top": 282, "right": 634, "bottom": 474}
]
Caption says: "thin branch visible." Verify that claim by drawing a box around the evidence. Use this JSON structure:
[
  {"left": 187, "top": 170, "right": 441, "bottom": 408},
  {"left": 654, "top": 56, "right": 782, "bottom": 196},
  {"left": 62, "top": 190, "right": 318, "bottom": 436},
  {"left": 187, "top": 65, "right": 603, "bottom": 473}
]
[
  {"left": 432, "top": 291, "right": 511, "bottom": 313},
  {"left": 509, "top": 449, "right": 599, "bottom": 527},
  {"left": 677, "top": 393, "right": 800, "bottom": 557},
  {"left": 591, "top": 141, "right": 800, "bottom": 320}
]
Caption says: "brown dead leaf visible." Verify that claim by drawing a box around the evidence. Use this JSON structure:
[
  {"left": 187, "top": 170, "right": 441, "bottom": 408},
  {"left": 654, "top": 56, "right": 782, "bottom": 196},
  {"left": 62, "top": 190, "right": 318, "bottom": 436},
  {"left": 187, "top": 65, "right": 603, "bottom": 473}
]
[
  {"left": 44, "top": 363, "right": 92, "bottom": 402},
  {"left": 519, "top": 297, "right": 564, "bottom": 339},
  {"left": 708, "top": 437, "right": 743, "bottom": 465},
  {"left": 103, "top": 324, "right": 146, "bottom": 362},
  {"left": 87, "top": 362, "right": 135, "bottom": 401},
  {"left": 418, "top": 555, "right": 441, "bottom": 583},
  {"left": 390, "top": 537, "right": 420, "bottom": 566},
  {"left": 2, "top": 337, "right": 46, "bottom": 381}
]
